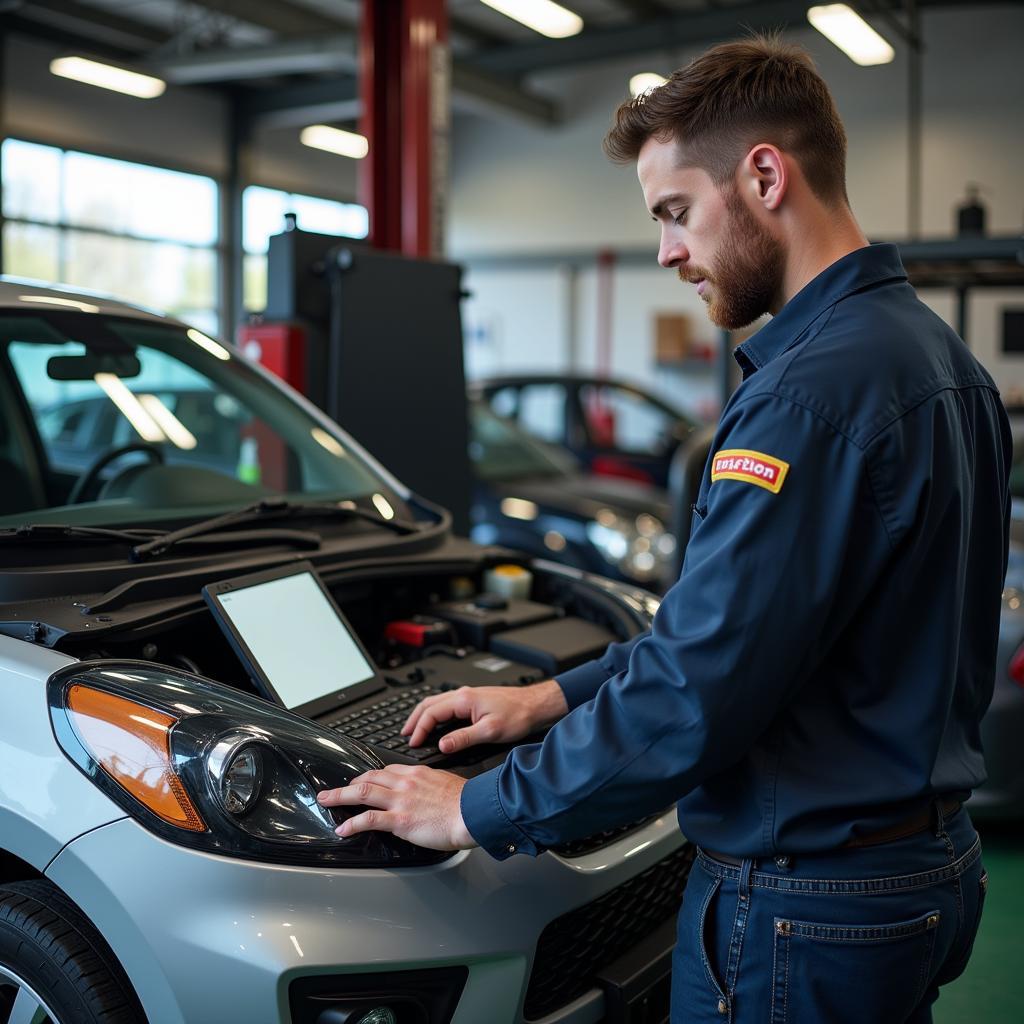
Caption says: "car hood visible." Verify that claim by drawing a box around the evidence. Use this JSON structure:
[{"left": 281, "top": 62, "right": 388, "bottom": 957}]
[{"left": 488, "top": 474, "right": 671, "bottom": 523}]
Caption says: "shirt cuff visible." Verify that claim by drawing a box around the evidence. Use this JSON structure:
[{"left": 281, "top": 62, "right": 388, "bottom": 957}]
[
  {"left": 555, "top": 659, "right": 610, "bottom": 711},
  {"left": 460, "top": 766, "right": 542, "bottom": 860}
]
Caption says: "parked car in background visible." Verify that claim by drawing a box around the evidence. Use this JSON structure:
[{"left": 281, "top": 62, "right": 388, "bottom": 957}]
[
  {"left": 470, "top": 400, "right": 676, "bottom": 590},
  {"left": 974, "top": 416, "right": 1024, "bottom": 818},
  {"left": 473, "top": 374, "right": 699, "bottom": 488},
  {"left": 0, "top": 280, "right": 688, "bottom": 1024}
]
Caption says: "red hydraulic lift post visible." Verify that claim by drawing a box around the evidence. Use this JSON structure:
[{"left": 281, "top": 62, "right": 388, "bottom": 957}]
[{"left": 359, "top": 0, "right": 449, "bottom": 259}]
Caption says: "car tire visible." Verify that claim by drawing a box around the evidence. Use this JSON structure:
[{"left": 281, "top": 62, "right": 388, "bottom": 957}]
[{"left": 0, "top": 880, "right": 146, "bottom": 1024}]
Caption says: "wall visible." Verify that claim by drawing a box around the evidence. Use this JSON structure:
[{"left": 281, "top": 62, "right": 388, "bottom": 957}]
[{"left": 451, "top": 5, "right": 1024, "bottom": 415}]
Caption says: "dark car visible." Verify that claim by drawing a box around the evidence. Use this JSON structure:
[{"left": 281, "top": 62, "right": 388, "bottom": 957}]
[
  {"left": 469, "top": 401, "right": 676, "bottom": 589},
  {"left": 473, "top": 373, "right": 699, "bottom": 488},
  {"left": 974, "top": 419, "right": 1024, "bottom": 818}
]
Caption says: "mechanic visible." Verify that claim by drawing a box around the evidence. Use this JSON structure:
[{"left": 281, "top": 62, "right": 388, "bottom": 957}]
[{"left": 319, "top": 36, "right": 1011, "bottom": 1022}]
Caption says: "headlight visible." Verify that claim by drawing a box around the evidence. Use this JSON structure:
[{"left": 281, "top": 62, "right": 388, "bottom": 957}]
[
  {"left": 586, "top": 510, "right": 676, "bottom": 583},
  {"left": 48, "top": 661, "right": 449, "bottom": 867}
]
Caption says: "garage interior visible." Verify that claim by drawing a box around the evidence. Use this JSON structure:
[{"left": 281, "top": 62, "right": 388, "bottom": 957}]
[{"left": 1, "top": 1, "right": 1022, "bottom": 1022}]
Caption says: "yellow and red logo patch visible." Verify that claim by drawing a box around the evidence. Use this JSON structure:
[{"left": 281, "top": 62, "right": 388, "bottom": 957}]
[{"left": 711, "top": 448, "right": 790, "bottom": 494}]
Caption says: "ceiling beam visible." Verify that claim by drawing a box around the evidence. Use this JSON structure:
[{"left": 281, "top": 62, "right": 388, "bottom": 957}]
[
  {"left": 153, "top": 35, "right": 559, "bottom": 125},
  {"left": 184, "top": 0, "right": 347, "bottom": 38},
  {"left": 465, "top": 0, "right": 819, "bottom": 75},
  {"left": 153, "top": 35, "right": 359, "bottom": 84},
  {"left": 242, "top": 68, "right": 559, "bottom": 128},
  {"left": 605, "top": 0, "right": 675, "bottom": 16},
  {"left": 239, "top": 77, "right": 360, "bottom": 129},
  {"left": 9, "top": 0, "right": 170, "bottom": 51}
]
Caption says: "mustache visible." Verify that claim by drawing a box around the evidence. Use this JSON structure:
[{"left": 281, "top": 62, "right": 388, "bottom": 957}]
[{"left": 677, "top": 268, "right": 710, "bottom": 285}]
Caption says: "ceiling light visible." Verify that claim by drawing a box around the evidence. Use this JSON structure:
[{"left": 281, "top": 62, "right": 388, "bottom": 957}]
[
  {"left": 629, "top": 72, "right": 667, "bottom": 98},
  {"left": 50, "top": 56, "right": 166, "bottom": 98},
  {"left": 807, "top": 4, "right": 895, "bottom": 66},
  {"left": 300, "top": 125, "right": 369, "bottom": 160},
  {"left": 480, "top": 0, "right": 583, "bottom": 39}
]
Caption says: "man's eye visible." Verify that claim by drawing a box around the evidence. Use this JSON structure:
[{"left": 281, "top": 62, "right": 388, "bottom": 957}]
[{"left": 672, "top": 209, "right": 688, "bottom": 225}]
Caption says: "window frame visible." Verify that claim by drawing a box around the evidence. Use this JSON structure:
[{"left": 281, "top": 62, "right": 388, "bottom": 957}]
[{"left": 1, "top": 134, "right": 223, "bottom": 332}]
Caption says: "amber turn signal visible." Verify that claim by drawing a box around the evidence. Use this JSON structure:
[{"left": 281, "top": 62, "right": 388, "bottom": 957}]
[{"left": 67, "top": 684, "right": 206, "bottom": 832}]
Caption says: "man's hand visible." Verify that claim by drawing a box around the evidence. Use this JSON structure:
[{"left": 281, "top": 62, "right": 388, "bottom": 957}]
[
  {"left": 402, "top": 679, "right": 569, "bottom": 753},
  {"left": 317, "top": 764, "right": 476, "bottom": 851}
]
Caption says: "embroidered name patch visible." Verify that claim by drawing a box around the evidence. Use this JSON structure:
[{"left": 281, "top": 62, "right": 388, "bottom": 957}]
[{"left": 711, "top": 448, "right": 790, "bottom": 494}]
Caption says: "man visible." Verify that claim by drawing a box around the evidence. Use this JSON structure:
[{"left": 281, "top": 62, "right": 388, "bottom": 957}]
[{"left": 319, "top": 36, "right": 1010, "bottom": 1022}]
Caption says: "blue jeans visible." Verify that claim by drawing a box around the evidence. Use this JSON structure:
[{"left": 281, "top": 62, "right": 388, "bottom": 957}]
[{"left": 671, "top": 804, "right": 987, "bottom": 1023}]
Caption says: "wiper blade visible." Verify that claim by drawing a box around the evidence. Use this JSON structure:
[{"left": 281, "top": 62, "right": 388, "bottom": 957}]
[
  {"left": 130, "top": 498, "right": 421, "bottom": 562},
  {"left": 0, "top": 524, "right": 161, "bottom": 545}
]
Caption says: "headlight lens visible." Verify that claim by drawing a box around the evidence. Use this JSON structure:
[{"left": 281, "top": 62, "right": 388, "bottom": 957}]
[
  {"left": 49, "top": 662, "right": 449, "bottom": 867},
  {"left": 586, "top": 510, "right": 675, "bottom": 583},
  {"left": 220, "top": 745, "right": 263, "bottom": 817}
]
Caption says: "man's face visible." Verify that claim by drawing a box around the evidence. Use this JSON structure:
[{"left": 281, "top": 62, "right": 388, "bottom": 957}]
[{"left": 637, "top": 135, "right": 785, "bottom": 329}]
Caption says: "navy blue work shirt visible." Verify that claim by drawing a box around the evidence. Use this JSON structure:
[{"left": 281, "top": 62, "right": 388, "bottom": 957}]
[{"left": 460, "top": 243, "right": 1013, "bottom": 859}]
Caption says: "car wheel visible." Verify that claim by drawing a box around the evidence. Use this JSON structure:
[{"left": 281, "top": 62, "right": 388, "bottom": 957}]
[{"left": 0, "top": 881, "right": 145, "bottom": 1024}]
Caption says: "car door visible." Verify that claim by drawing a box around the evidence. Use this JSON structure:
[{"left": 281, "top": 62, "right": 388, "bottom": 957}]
[{"left": 576, "top": 382, "right": 689, "bottom": 487}]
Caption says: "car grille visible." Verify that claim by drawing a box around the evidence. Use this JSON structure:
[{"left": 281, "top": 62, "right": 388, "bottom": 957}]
[
  {"left": 523, "top": 842, "right": 695, "bottom": 1021},
  {"left": 550, "top": 813, "right": 662, "bottom": 857}
]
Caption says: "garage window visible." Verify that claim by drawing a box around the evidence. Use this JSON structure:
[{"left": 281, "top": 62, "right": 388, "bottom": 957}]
[
  {"left": 242, "top": 185, "right": 367, "bottom": 312},
  {"left": 1, "top": 138, "right": 220, "bottom": 335}
]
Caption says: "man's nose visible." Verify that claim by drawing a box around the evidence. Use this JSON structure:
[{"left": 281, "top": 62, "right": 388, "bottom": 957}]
[{"left": 658, "top": 232, "right": 689, "bottom": 269}]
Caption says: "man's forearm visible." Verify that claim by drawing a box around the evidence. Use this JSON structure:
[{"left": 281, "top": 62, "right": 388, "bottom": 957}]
[{"left": 527, "top": 679, "right": 570, "bottom": 729}]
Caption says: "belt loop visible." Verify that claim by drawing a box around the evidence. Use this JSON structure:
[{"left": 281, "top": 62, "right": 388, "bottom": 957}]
[
  {"left": 931, "top": 797, "right": 946, "bottom": 837},
  {"left": 738, "top": 857, "right": 753, "bottom": 902}
]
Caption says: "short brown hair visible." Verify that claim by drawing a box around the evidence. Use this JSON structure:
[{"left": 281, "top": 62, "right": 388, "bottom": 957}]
[{"left": 604, "top": 35, "right": 849, "bottom": 204}]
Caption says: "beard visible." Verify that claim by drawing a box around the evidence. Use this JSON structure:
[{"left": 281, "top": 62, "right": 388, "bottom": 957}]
[{"left": 679, "top": 187, "right": 785, "bottom": 330}]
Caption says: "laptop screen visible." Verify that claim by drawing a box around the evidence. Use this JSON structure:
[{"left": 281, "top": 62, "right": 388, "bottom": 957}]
[{"left": 206, "top": 568, "right": 377, "bottom": 710}]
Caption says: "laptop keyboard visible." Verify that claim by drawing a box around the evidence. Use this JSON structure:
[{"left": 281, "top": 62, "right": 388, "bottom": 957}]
[{"left": 325, "top": 684, "right": 449, "bottom": 761}]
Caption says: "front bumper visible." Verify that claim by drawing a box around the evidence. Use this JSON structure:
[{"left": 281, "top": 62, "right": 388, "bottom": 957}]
[{"left": 47, "top": 810, "right": 686, "bottom": 1024}]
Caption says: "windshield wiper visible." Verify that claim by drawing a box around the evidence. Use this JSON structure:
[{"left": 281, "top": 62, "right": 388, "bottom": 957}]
[
  {"left": 0, "top": 524, "right": 162, "bottom": 545},
  {"left": 130, "top": 498, "right": 422, "bottom": 562}
]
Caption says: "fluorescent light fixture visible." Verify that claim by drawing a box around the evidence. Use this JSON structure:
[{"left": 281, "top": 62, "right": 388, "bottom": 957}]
[
  {"left": 50, "top": 56, "right": 166, "bottom": 98},
  {"left": 629, "top": 72, "right": 668, "bottom": 98},
  {"left": 187, "top": 328, "right": 230, "bottom": 361},
  {"left": 94, "top": 374, "right": 165, "bottom": 443},
  {"left": 19, "top": 294, "right": 100, "bottom": 313},
  {"left": 480, "top": 0, "right": 583, "bottom": 39},
  {"left": 807, "top": 4, "right": 895, "bottom": 66},
  {"left": 138, "top": 395, "right": 197, "bottom": 450},
  {"left": 300, "top": 125, "right": 369, "bottom": 160}
]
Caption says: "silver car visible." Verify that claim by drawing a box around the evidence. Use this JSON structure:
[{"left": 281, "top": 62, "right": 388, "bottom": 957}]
[{"left": 0, "top": 280, "right": 688, "bottom": 1024}]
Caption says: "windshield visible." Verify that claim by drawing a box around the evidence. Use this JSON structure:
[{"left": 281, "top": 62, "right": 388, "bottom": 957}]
[
  {"left": 470, "top": 402, "right": 577, "bottom": 482},
  {"left": 0, "top": 310, "right": 398, "bottom": 527}
]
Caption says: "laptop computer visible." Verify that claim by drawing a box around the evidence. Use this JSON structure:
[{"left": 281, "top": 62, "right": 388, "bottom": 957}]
[{"left": 203, "top": 561, "right": 452, "bottom": 764}]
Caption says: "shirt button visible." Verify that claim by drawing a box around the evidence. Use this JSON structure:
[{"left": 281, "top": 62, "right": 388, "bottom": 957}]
[{"left": 507, "top": 843, "right": 516, "bottom": 854}]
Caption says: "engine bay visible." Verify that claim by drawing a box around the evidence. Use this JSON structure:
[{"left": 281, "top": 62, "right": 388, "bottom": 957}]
[{"left": 47, "top": 559, "right": 641, "bottom": 772}]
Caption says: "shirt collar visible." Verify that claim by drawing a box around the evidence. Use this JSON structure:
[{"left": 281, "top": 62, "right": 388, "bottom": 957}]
[{"left": 734, "top": 243, "right": 908, "bottom": 379}]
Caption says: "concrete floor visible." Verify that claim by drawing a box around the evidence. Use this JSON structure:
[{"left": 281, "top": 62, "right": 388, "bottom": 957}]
[{"left": 933, "top": 821, "right": 1023, "bottom": 1022}]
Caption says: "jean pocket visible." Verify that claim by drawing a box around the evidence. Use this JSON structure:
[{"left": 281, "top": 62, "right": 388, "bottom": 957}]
[
  {"left": 937, "top": 867, "right": 988, "bottom": 986},
  {"left": 770, "top": 908, "right": 941, "bottom": 1024}
]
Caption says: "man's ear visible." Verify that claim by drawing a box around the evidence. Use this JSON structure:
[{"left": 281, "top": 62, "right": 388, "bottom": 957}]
[{"left": 740, "top": 143, "right": 787, "bottom": 211}]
